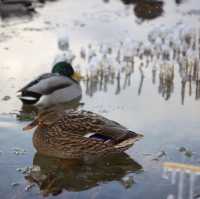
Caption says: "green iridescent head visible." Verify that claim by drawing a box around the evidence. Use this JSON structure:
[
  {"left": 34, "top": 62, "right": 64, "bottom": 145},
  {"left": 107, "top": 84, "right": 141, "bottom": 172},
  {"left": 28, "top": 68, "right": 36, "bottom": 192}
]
[{"left": 52, "top": 61, "right": 74, "bottom": 77}]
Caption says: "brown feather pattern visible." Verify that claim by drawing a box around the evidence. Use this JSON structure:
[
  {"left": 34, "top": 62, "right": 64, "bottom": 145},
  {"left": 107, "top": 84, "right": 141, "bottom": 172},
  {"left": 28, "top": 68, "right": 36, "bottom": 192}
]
[{"left": 29, "top": 109, "right": 141, "bottom": 159}]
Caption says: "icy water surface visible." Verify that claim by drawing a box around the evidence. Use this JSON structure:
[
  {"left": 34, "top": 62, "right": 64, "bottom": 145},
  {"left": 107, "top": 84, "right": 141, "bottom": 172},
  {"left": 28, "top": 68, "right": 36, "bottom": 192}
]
[{"left": 0, "top": 0, "right": 200, "bottom": 199}]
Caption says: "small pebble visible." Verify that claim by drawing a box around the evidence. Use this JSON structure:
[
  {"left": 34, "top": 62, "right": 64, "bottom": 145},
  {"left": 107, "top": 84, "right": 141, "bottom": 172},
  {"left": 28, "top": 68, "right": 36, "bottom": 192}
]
[
  {"left": 143, "top": 153, "right": 153, "bottom": 156},
  {"left": 11, "top": 182, "right": 20, "bottom": 187},
  {"left": 2, "top": 96, "right": 11, "bottom": 101},
  {"left": 16, "top": 166, "right": 31, "bottom": 174},
  {"left": 152, "top": 150, "right": 166, "bottom": 161},
  {"left": 157, "top": 151, "right": 167, "bottom": 158},
  {"left": 194, "top": 193, "right": 200, "bottom": 199},
  {"left": 178, "top": 147, "right": 194, "bottom": 158},
  {"left": 25, "top": 184, "right": 35, "bottom": 192},
  {"left": 152, "top": 158, "right": 159, "bottom": 161},
  {"left": 16, "top": 168, "right": 23, "bottom": 172},
  {"left": 121, "top": 176, "right": 135, "bottom": 188},
  {"left": 178, "top": 147, "right": 187, "bottom": 152},
  {"left": 184, "top": 150, "right": 193, "bottom": 158},
  {"left": 12, "top": 147, "right": 27, "bottom": 155}
]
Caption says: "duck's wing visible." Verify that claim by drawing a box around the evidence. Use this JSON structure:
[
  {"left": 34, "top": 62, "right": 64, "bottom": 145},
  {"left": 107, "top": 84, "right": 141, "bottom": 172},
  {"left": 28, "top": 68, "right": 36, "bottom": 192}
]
[
  {"left": 45, "top": 130, "right": 115, "bottom": 157},
  {"left": 44, "top": 116, "right": 140, "bottom": 155},
  {"left": 19, "top": 73, "right": 74, "bottom": 95},
  {"left": 58, "top": 110, "right": 140, "bottom": 144}
]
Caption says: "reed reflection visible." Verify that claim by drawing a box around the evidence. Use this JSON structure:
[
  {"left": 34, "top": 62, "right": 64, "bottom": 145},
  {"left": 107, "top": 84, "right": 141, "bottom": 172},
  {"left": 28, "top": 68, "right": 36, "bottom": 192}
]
[
  {"left": 138, "top": 64, "right": 145, "bottom": 96},
  {"left": 84, "top": 67, "right": 134, "bottom": 97},
  {"left": 158, "top": 64, "right": 174, "bottom": 101},
  {"left": 25, "top": 153, "right": 142, "bottom": 196}
]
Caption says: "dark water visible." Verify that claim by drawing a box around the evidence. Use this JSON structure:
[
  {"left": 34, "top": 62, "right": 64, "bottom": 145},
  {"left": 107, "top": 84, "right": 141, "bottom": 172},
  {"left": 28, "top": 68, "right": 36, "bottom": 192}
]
[{"left": 0, "top": 0, "right": 200, "bottom": 199}]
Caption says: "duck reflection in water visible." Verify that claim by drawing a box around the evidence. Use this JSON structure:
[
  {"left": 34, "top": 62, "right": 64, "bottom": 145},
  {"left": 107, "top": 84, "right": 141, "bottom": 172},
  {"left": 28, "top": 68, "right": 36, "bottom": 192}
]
[
  {"left": 25, "top": 152, "right": 142, "bottom": 196},
  {"left": 0, "top": 0, "right": 35, "bottom": 20},
  {"left": 180, "top": 58, "right": 200, "bottom": 105},
  {"left": 16, "top": 97, "right": 82, "bottom": 122}
]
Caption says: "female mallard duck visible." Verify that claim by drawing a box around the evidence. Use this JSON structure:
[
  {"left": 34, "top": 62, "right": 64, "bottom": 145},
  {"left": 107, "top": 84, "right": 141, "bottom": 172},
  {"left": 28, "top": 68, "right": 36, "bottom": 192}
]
[
  {"left": 18, "top": 61, "right": 82, "bottom": 106},
  {"left": 23, "top": 109, "right": 142, "bottom": 159}
]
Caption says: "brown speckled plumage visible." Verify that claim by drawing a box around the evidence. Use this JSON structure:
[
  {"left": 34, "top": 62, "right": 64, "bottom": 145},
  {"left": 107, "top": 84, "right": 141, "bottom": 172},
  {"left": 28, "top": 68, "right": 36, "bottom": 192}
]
[{"left": 24, "top": 109, "right": 142, "bottom": 159}]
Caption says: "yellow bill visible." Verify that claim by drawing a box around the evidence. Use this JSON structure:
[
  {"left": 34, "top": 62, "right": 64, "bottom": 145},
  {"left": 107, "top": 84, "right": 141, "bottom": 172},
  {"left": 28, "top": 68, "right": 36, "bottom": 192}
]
[{"left": 71, "top": 72, "right": 82, "bottom": 81}]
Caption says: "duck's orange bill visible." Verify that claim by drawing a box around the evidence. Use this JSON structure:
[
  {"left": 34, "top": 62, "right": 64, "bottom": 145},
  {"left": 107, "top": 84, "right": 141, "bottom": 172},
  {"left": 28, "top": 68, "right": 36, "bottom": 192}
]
[{"left": 23, "top": 119, "right": 38, "bottom": 131}]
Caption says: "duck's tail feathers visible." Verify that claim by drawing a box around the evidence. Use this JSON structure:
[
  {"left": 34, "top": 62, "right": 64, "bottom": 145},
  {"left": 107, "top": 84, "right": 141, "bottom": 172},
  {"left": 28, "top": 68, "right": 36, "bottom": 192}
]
[
  {"left": 114, "top": 132, "right": 143, "bottom": 150},
  {"left": 17, "top": 91, "right": 41, "bottom": 105}
]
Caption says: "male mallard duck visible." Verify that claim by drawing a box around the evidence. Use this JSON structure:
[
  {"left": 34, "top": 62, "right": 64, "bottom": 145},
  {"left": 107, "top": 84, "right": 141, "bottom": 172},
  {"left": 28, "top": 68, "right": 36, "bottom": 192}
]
[
  {"left": 23, "top": 109, "right": 142, "bottom": 159},
  {"left": 18, "top": 61, "right": 82, "bottom": 106}
]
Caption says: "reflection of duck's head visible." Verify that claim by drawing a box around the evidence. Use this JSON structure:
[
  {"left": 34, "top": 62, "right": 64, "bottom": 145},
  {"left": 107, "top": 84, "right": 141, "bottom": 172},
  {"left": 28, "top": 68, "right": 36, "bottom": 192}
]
[{"left": 25, "top": 153, "right": 142, "bottom": 196}]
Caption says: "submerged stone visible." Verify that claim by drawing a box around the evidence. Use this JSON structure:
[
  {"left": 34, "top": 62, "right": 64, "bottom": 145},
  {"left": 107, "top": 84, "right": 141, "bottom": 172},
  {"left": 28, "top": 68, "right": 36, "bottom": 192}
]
[{"left": 2, "top": 96, "right": 11, "bottom": 101}]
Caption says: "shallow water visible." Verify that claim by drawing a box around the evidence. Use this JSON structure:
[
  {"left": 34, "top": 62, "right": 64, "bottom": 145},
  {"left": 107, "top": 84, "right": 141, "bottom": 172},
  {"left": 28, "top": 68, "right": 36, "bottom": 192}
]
[{"left": 0, "top": 0, "right": 200, "bottom": 198}]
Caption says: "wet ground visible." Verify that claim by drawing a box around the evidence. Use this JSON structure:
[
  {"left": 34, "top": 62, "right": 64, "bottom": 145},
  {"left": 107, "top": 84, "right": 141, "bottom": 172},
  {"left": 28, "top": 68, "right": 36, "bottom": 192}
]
[{"left": 0, "top": 0, "right": 200, "bottom": 198}]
